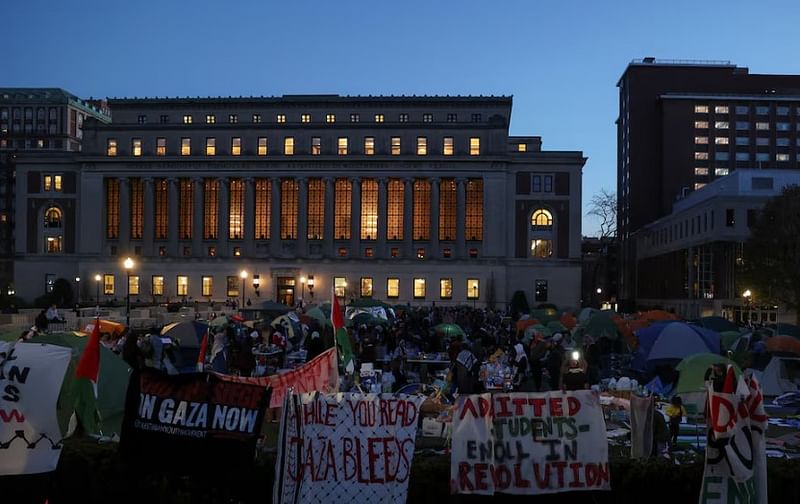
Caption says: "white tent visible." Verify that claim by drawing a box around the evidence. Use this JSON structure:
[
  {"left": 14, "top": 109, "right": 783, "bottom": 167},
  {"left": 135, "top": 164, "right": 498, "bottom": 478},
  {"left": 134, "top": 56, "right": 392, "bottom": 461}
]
[{"left": 753, "top": 356, "right": 800, "bottom": 397}]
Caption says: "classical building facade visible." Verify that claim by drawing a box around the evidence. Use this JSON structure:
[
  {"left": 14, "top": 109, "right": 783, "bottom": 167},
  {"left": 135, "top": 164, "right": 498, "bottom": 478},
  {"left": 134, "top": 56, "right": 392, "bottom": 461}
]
[{"left": 13, "top": 95, "right": 585, "bottom": 308}]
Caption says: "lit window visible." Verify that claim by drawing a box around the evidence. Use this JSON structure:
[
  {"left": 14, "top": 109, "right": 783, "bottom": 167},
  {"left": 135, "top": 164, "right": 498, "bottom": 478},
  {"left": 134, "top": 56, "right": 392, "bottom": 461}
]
[
  {"left": 715, "top": 137, "right": 729, "bottom": 145},
  {"left": 338, "top": 137, "right": 348, "bottom": 155},
  {"left": 387, "top": 179, "right": 404, "bottom": 240},
  {"left": 152, "top": 276, "right": 164, "bottom": 296},
  {"left": 413, "top": 179, "right": 431, "bottom": 240},
  {"left": 360, "top": 277, "right": 373, "bottom": 298},
  {"left": 280, "top": 178, "right": 299, "bottom": 239},
  {"left": 107, "top": 138, "right": 117, "bottom": 156},
  {"left": 387, "top": 278, "right": 399, "bottom": 298},
  {"left": 417, "top": 248, "right": 425, "bottom": 259},
  {"left": 258, "top": 137, "right": 268, "bottom": 156},
  {"left": 439, "top": 179, "right": 456, "bottom": 240},
  {"left": 465, "top": 178, "right": 483, "bottom": 241},
  {"left": 338, "top": 247, "right": 347, "bottom": 257},
  {"left": 254, "top": 178, "right": 271, "bottom": 240},
  {"left": 469, "top": 137, "right": 480, "bottom": 155},
  {"left": 694, "top": 137, "right": 708, "bottom": 144},
  {"left": 44, "top": 207, "right": 62, "bottom": 228},
  {"left": 440, "top": 278, "right": 453, "bottom": 299},
  {"left": 695, "top": 121, "right": 708, "bottom": 129},
  {"left": 103, "top": 274, "right": 115, "bottom": 295},
  {"left": 326, "top": 114, "right": 336, "bottom": 123},
  {"left": 535, "top": 280, "right": 548, "bottom": 302},
  {"left": 715, "top": 168, "right": 730, "bottom": 176},
  {"left": 694, "top": 105, "right": 709, "bottom": 113},
  {"left": 228, "top": 114, "right": 238, "bottom": 123},
  {"left": 231, "top": 137, "right": 241, "bottom": 156},
  {"left": 416, "top": 137, "right": 427, "bottom": 155},
  {"left": 334, "top": 178, "right": 352, "bottom": 239},
  {"left": 156, "top": 137, "right": 166, "bottom": 156},
  {"left": 469, "top": 248, "right": 479, "bottom": 258},
  {"left": 129, "top": 138, "right": 142, "bottom": 157},
  {"left": 50, "top": 175, "right": 62, "bottom": 192},
  {"left": 714, "top": 106, "right": 729, "bottom": 114},
  {"left": 390, "top": 248, "right": 399, "bottom": 257},
  {"left": 531, "top": 239, "right": 553, "bottom": 258},
  {"left": 307, "top": 178, "right": 324, "bottom": 240},
  {"left": 252, "top": 114, "right": 262, "bottom": 123},
  {"left": 276, "top": 114, "right": 286, "bottom": 123},
  {"left": 44, "top": 175, "right": 52, "bottom": 191},
  {"left": 361, "top": 179, "right": 378, "bottom": 239},
  {"left": 233, "top": 247, "right": 241, "bottom": 256},
  {"left": 714, "top": 121, "right": 729, "bottom": 129},
  {"left": 776, "top": 153, "right": 790, "bottom": 161},
  {"left": 350, "top": 113, "right": 360, "bottom": 123},
  {"left": 183, "top": 115, "right": 193, "bottom": 124},
  {"left": 334, "top": 277, "right": 347, "bottom": 298},
  {"left": 423, "top": 113, "right": 433, "bottom": 123},
  {"left": 518, "top": 143, "right": 527, "bottom": 152},
  {"left": 205, "top": 137, "right": 216, "bottom": 156},
  {"left": 208, "top": 246, "right": 216, "bottom": 257},
  {"left": 364, "top": 248, "right": 373, "bottom": 258},
  {"left": 202, "top": 276, "right": 213, "bottom": 297},
  {"left": 695, "top": 152, "right": 708, "bottom": 160},
  {"left": 756, "top": 106, "right": 769, "bottom": 115},
  {"left": 228, "top": 178, "right": 244, "bottom": 239},
  {"left": 756, "top": 122, "right": 769, "bottom": 130},
  {"left": 106, "top": 178, "right": 120, "bottom": 238},
  {"left": 694, "top": 167, "right": 709, "bottom": 176},
  {"left": 364, "top": 137, "right": 375, "bottom": 155},
  {"left": 447, "top": 113, "right": 457, "bottom": 123},
  {"left": 284, "top": 137, "right": 294, "bottom": 155},
  {"left": 467, "top": 278, "right": 480, "bottom": 299},
  {"left": 391, "top": 137, "right": 401, "bottom": 155},
  {"left": 177, "top": 276, "right": 188, "bottom": 296},
  {"left": 531, "top": 208, "right": 553, "bottom": 230},
  {"left": 311, "top": 137, "right": 321, "bottom": 155},
  {"left": 374, "top": 114, "right": 384, "bottom": 123},
  {"left": 206, "top": 114, "right": 216, "bottom": 124},
  {"left": 301, "top": 114, "right": 311, "bottom": 123},
  {"left": 129, "top": 275, "right": 140, "bottom": 296},
  {"left": 399, "top": 113, "right": 408, "bottom": 123},
  {"left": 181, "top": 137, "right": 191, "bottom": 156},
  {"left": 413, "top": 278, "right": 426, "bottom": 298},
  {"left": 45, "top": 236, "right": 62, "bottom": 253},
  {"left": 442, "top": 248, "right": 452, "bottom": 258},
  {"left": 226, "top": 276, "right": 239, "bottom": 297},
  {"left": 443, "top": 137, "right": 454, "bottom": 155}
]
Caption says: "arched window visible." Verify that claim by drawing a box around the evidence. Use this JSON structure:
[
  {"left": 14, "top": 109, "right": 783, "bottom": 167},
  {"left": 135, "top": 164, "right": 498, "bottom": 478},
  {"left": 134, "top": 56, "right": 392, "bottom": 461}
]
[
  {"left": 528, "top": 207, "right": 555, "bottom": 259},
  {"left": 44, "top": 207, "right": 62, "bottom": 228},
  {"left": 531, "top": 208, "right": 553, "bottom": 230}
]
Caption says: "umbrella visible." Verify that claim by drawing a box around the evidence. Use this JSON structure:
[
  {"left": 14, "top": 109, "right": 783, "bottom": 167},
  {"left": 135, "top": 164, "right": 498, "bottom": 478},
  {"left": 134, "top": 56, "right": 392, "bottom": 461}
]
[
  {"left": 720, "top": 330, "right": 749, "bottom": 351},
  {"left": 581, "top": 311, "right": 619, "bottom": 341},
  {"left": 675, "top": 353, "right": 741, "bottom": 395},
  {"left": 577, "top": 307, "right": 600, "bottom": 324},
  {"left": 765, "top": 335, "right": 800, "bottom": 355},
  {"left": 433, "top": 323, "right": 466, "bottom": 339},
  {"left": 161, "top": 320, "right": 208, "bottom": 348},
  {"left": 698, "top": 316, "right": 739, "bottom": 333},
  {"left": 305, "top": 307, "right": 330, "bottom": 327},
  {"left": 634, "top": 322, "right": 720, "bottom": 368},
  {"left": 516, "top": 318, "right": 539, "bottom": 333},
  {"left": 271, "top": 314, "right": 299, "bottom": 339},
  {"left": 560, "top": 312, "right": 577, "bottom": 330},
  {"left": 82, "top": 319, "right": 126, "bottom": 337},
  {"left": 209, "top": 315, "right": 229, "bottom": 330}
]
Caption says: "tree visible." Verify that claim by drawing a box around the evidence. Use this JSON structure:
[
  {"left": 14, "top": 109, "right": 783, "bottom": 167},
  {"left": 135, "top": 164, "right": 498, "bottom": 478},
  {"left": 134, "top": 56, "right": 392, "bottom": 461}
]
[
  {"left": 587, "top": 188, "right": 617, "bottom": 238},
  {"left": 741, "top": 185, "right": 800, "bottom": 325}
]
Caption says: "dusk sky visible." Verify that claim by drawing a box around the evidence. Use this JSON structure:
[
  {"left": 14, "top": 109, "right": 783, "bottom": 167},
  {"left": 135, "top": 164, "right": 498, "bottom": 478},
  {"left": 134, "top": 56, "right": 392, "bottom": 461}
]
[{"left": 7, "top": 0, "right": 800, "bottom": 235}]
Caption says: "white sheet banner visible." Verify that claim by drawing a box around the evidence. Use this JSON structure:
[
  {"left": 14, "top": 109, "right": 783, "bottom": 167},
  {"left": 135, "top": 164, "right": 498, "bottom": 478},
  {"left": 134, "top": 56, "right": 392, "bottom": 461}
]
[
  {"left": 274, "top": 392, "right": 425, "bottom": 504},
  {"left": 450, "top": 391, "right": 610, "bottom": 495},
  {"left": 0, "top": 341, "right": 71, "bottom": 475}
]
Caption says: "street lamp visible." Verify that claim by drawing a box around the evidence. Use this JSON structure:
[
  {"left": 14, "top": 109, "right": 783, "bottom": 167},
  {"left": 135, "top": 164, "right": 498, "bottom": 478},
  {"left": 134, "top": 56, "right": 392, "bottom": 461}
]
[
  {"left": 240, "top": 270, "right": 248, "bottom": 311},
  {"left": 124, "top": 257, "right": 134, "bottom": 327},
  {"left": 75, "top": 276, "right": 81, "bottom": 305},
  {"left": 252, "top": 274, "right": 260, "bottom": 297},
  {"left": 743, "top": 289, "right": 753, "bottom": 326},
  {"left": 307, "top": 275, "right": 315, "bottom": 299},
  {"left": 94, "top": 274, "right": 102, "bottom": 315}
]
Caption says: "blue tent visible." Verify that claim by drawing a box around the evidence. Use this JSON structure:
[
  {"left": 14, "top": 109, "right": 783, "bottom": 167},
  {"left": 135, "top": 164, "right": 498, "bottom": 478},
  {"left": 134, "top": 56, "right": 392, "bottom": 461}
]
[{"left": 632, "top": 321, "right": 720, "bottom": 371}]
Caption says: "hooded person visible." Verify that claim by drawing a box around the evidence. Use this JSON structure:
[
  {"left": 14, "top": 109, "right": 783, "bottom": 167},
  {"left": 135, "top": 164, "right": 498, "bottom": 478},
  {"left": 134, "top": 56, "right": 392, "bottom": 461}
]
[
  {"left": 452, "top": 341, "right": 480, "bottom": 395},
  {"left": 512, "top": 342, "right": 532, "bottom": 391},
  {"left": 306, "top": 330, "right": 325, "bottom": 361}
]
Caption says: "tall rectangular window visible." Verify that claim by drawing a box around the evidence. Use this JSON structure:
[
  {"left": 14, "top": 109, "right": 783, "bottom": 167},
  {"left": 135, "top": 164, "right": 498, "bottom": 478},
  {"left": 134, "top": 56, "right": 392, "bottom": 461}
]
[
  {"left": 413, "top": 278, "right": 426, "bottom": 299},
  {"left": 106, "top": 178, "right": 120, "bottom": 239},
  {"left": 203, "top": 178, "right": 219, "bottom": 240},
  {"left": 156, "top": 137, "right": 166, "bottom": 156},
  {"left": 326, "top": 114, "right": 336, "bottom": 123},
  {"left": 334, "top": 178, "right": 352, "bottom": 240},
  {"left": 280, "top": 178, "right": 299, "bottom": 239},
  {"left": 227, "top": 276, "right": 239, "bottom": 297},
  {"left": 181, "top": 137, "right": 191, "bottom": 156},
  {"left": 360, "top": 179, "right": 378, "bottom": 240},
  {"left": 301, "top": 114, "right": 311, "bottom": 123},
  {"left": 251, "top": 114, "right": 261, "bottom": 123},
  {"left": 206, "top": 114, "right": 216, "bottom": 124},
  {"left": 284, "top": 137, "right": 294, "bottom": 155},
  {"left": 469, "top": 137, "right": 480, "bottom": 155},
  {"left": 258, "top": 137, "right": 268, "bottom": 155},
  {"left": 334, "top": 277, "right": 347, "bottom": 298},
  {"left": 443, "top": 137, "right": 454, "bottom": 155},
  {"left": 465, "top": 178, "right": 484, "bottom": 241},
  {"left": 202, "top": 276, "right": 213, "bottom": 297},
  {"left": 276, "top": 114, "right": 285, "bottom": 124},
  {"left": 103, "top": 274, "right": 115, "bottom": 295},
  {"left": 176, "top": 276, "right": 188, "bottom": 296},
  {"left": 391, "top": 137, "right": 401, "bottom": 155},
  {"left": 416, "top": 137, "right": 427, "bottom": 155},
  {"left": 130, "top": 178, "right": 144, "bottom": 239},
  {"left": 254, "top": 178, "right": 271, "bottom": 240},
  {"left": 440, "top": 278, "right": 453, "bottom": 299},
  {"left": 205, "top": 137, "right": 216, "bottom": 156},
  {"left": 350, "top": 113, "right": 360, "bottom": 123},
  {"left": 129, "top": 275, "right": 140, "bottom": 296},
  {"left": 106, "top": 138, "right": 117, "bottom": 156},
  {"left": 338, "top": 137, "right": 348, "bottom": 155},
  {"left": 54, "top": 175, "right": 62, "bottom": 191},
  {"left": 154, "top": 178, "right": 169, "bottom": 240},
  {"left": 535, "top": 280, "right": 548, "bottom": 302},
  {"left": 229, "top": 178, "right": 244, "bottom": 240},
  {"left": 228, "top": 114, "right": 238, "bottom": 123},
  {"left": 132, "top": 138, "right": 142, "bottom": 156},
  {"left": 364, "top": 137, "right": 375, "bottom": 155},
  {"left": 311, "top": 137, "right": 321, "bottom": 155},
  {"left": 439, "top": 178, "right": 456, "bottom": 240},
  {"left": 151, "top": 276, "right": 164, "bottom": 296},
  {"left": 307, "top": 178, "right": 324, "bottom": 240},
  {"left": 360, "top": 277, "right": 373, "bottom": 298},
  {"left": 387, "top": 179, "right": 404, "bottom": 241},
  {"left": 374, "top": 114, "right": 384, "bottom": 123},
  {"left": 467, "top": 278, "right": 480, "bottom": 299},
  {"left": 231, "top": 137, "right": 241, "bottom": 156},
  {"left": 179, "top": 179, "right": 193, "bottom": 240},
  {"left": 413, "top": 179, "right": 431, "bottom": 240},
  {"left": 387, "top": 278, "right": 400, "bottom": 298}
]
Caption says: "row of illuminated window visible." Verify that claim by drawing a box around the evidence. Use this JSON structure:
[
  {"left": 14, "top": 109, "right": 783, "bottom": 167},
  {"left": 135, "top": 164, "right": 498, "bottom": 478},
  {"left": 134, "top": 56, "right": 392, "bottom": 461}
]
[
  {"left": 106, "top": 136, "right": 481, "bottom": 157},
  {"left": 694, "top": 120, "right": 797, "bottom": 131},
  {"left": 105, "top": 177, "right": 484, "bottom": 242},
  {"left": 141, "top": 112, "right": 483, "bottom": 125},
  {"left": 694, "top": 104, "right": 799, "bottom": 115},
  {"left": 332, "top": 276, "right": 481, "bottom": 300},
  {"left": 42, "top": 174, "right": 62, "bottom": 192},
  {"left": 694, "top": 152, "right": 796, "bottom": 162},
  {"left": 695, "top": 136, "right": 800, "bottom": 146}
]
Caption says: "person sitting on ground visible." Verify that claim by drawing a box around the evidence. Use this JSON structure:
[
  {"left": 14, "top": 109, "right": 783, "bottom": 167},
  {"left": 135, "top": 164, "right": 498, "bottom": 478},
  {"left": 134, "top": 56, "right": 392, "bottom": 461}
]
[
  {"left": 46, "top": 304, "right": 64, "bottom": 322},
  {"left": 34, "top": 309, "right": 49, "bottom": 332},
  {"left": 665, "top": 395, "right": 687, "bottom": 450}
]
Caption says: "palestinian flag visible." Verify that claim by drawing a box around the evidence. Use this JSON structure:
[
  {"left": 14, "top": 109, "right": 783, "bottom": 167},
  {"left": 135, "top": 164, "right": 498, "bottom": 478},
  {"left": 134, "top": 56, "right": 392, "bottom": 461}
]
[{"left": 331, "top": 288, "right": 355, "bottom": 374}]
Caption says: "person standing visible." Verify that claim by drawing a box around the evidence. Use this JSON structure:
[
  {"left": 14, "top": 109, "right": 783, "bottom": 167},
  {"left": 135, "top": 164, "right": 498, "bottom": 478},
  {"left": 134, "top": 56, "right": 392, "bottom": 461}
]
[
  {"left": 665, "top": 395, "right": 687, "bottom": 450},
  {"left": 546, "top": 335, "right": 564, "bottom": 391}
]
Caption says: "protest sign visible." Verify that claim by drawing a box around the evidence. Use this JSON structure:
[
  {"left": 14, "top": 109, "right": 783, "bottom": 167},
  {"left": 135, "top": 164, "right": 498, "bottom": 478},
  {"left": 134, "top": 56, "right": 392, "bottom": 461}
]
[
  {"left": 274, "top": 392, "right": 425, "bottom": 504},
  {"left": 120, "top": 370, "right": 270, "bottom": 470},
  {"left": 450, "top": 391, "right": 610, "bottom": 495},
  {"left": 699, "top": 371, "right": 768, "bottom": 504},
  {"left": 219, "top": 347, "right": 339, "bottom": 408},
  {"left": 0, "top": 342, "right": 71, "bottom": 475}
]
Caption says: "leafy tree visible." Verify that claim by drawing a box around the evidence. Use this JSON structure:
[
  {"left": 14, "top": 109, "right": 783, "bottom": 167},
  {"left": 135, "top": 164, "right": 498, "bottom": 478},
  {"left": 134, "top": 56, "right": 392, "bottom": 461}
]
[
  {"left": 741, "top": 185, "right": 800, "bottom": 325},
  {"left": 587, "top": 188, "right": 617, "bottom": 238}
]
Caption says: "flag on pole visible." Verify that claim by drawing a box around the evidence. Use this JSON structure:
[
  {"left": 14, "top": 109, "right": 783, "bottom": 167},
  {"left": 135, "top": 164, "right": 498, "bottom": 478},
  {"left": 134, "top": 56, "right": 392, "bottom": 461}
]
[
  {"left": 331, "top": 288, "right": 354, "bottom": 374},
  {"left": 76, "top": 317, "right": 102, "bottom": 382},
  {"left": 197, "top": 328, "right": 209, "bottom": 371}
]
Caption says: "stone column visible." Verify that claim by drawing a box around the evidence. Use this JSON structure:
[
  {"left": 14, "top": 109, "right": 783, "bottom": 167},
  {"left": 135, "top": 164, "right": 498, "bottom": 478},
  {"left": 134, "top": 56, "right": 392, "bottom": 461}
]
[
  {"left": 192, "top": 177, "right": 203, "bottom": 257},
  {"left": 351, "top": 177, "right": 361, "bottom": 257},
  {"left": 377, "top": 177, "right": 388, "bottom": 259},
  {"left": 142, "top": 178, "right": 153, "bottom": 256},
  {"left": 217, "top": 177, "right": 229, "bottom": 257},
  {"left": 244, "top": 177, "right": 255, "bottom": 256},
  {"left": 323, "top": 177, "right": 335, "bottom": 258},
  {"left": 270, "top": 177, "right": 281, "bottom": 256},
  {"left": 119, "top": 177, "right": 130, "bottom": 254},
  {"left": 168, "top": 178, "right": 179, "bottom": 256},
  {"left": 430, "top": 177, "right": 439, "bottom": 259},
  {"left": 403, "top": 177, "right": 414, "bottom": 258},
  {"left": 456, "top": 178, "right": 466, "bottom": 258},
  {"left": 297, "top": 177, "right": 308, "bottom": 257}
]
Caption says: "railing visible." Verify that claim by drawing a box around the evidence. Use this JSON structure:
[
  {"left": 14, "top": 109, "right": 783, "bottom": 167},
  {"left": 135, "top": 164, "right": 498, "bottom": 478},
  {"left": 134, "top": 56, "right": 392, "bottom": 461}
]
[{"left": 632, "top": 58, "right": 731, "bottom": 66}]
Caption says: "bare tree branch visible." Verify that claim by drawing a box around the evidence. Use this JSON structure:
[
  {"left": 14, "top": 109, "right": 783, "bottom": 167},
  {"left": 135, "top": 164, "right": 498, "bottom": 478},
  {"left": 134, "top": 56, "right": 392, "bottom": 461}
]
[{"left": 587, "top": 188, "right": 617, "bottom": 238}]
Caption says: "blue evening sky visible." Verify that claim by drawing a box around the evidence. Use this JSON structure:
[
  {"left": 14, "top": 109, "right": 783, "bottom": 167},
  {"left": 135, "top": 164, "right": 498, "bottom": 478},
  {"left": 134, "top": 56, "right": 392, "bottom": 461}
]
[{"left": 6, "top": 0, "right": 800, "bottom": 235}]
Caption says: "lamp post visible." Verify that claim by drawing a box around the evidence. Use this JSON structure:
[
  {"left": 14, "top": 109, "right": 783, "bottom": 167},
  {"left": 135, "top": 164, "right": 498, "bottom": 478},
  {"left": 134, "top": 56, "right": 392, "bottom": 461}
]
[
  {"left": 307, "top": 275, "right": 315, "bottom": 299},
  {"left": 743, "top": 289, "right": 752, "bottom": 327},
  {"left": 252, "top": 274, "right": 260, "bottom": 297},
  {"left": 124, "top": 257, "right": 134, "bottom": 327},
  {"left": 94, "top": 274, "right": 102, "bottom": 315},
  {"left": 240, "top": 270, "right": 248, "bottom": 312},
  {"left": 75, "top": 276, "right": 81, "bottom": 305},
  {"left": 300, "top": 276, "right": 306, "bottom": 307}
]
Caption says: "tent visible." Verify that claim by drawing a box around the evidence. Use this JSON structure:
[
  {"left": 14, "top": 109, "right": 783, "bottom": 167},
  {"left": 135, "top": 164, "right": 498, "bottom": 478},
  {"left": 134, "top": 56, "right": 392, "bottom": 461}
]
[
  {"left": 775, "top": 323, "right": 800, "bottom": 339},
  {"left": 433, "top": 323, "right": 466, "bottom": 339},
  {"left": 82, "top": 319, "right": 126, "bottom": 337},
  {"left": 697, "top": 316, "right": 740, "bottom": 334},
  {"left": 577, "top": 307, "right": 600, "bottom": 324},
  {"left": 638, "top": 310, "right": 679, "bottom": 322},
  {"left": 633, "top": 321, "right": 720, "bottom": 370},
  {"left": 580, "top": 311, "right": 619, "bottom": 341},
  {"left": 753, "top": 356, "right": 800, "bottom": 396},
  {"left": 674, "top": 353, "right": 740, "bottom": 396},
  {"left": 765, "top": 335, "right": 800, "bottom": 355},
  {"left": 530, "top": 308, "right": 559, "bottom": 324},
  {"left": 161, "top": 320, "right": 207, "bottom": 348},
  {"left": 560, "top": 312, "right": 577, "bottom": 330}
]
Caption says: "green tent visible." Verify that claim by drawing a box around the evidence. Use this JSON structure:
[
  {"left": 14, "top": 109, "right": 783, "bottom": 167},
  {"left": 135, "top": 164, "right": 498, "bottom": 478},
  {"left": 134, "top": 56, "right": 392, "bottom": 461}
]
[
  {"left": 581, "top": 311, "right": 619, "bottom": 341},
  {"left": 433, "top": 323, "right": 466, "bottom": 339},
  {"left": 720, "top": 330, "right": 748, "bottom": 351},
  {"left": 675, "top": 353, "right": 740, "bottom": 395},
  {"left": 530, "top": 309, "right": 559, "bottom": 324},
  {"left": 546, "top": 320, "right": 567, "bottom": 333}
]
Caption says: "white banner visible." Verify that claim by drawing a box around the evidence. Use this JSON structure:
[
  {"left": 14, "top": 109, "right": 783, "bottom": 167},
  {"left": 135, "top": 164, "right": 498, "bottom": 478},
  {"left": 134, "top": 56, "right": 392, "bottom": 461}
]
[
  {"left": 699, "top": 373, "right": 768, "bottom": 504},
  {"left": 274, "top": 392, "right": 425, "bottom": 504},
  {"left": 0, "top": 341, "right": 72, "bottom": 475},
  {"left": 450, "top": 391, "right": 610, "bottom": 495}
]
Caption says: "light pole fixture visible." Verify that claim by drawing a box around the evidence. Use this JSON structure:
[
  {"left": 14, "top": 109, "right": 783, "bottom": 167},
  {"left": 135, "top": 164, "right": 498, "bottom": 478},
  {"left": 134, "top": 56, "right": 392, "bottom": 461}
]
[
  {"left": 75, "top": 276, "right": 81, "bottom": 305},
  {"left": 252, "top": 274, "right": 260, "bottom": 297},
  {"left": 743, "top": 289, "right": 753, "bottom": 325},
  {"left": 300, "top": 276, "right": 306, "bottom": 304},
  {"left": 240, "top": 270, "right": 248, "bottom": 311},
  {"left": 307, "top": 275, "right": 315, "bottom": 298},
  {"left": 124, "top": 257, "right": 134, "bottom": 327},
  {"left": 94, "top": 274, "right": 102, "bottom": 314},
  {"left": 596, "top": 287, "right": 602, "bottom": 295}
]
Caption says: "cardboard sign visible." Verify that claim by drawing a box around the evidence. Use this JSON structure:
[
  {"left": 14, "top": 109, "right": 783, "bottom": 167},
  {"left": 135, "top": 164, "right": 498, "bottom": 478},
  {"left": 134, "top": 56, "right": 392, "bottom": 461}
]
[
  {"left": 0, "top": 342, "right": 71, "bottom": 475},
  {"left": 274, "top": 392, "right": 425, "bottom": 504},
  {"left": 450, "top": 391, "right": 610, "bottom": 495}
]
